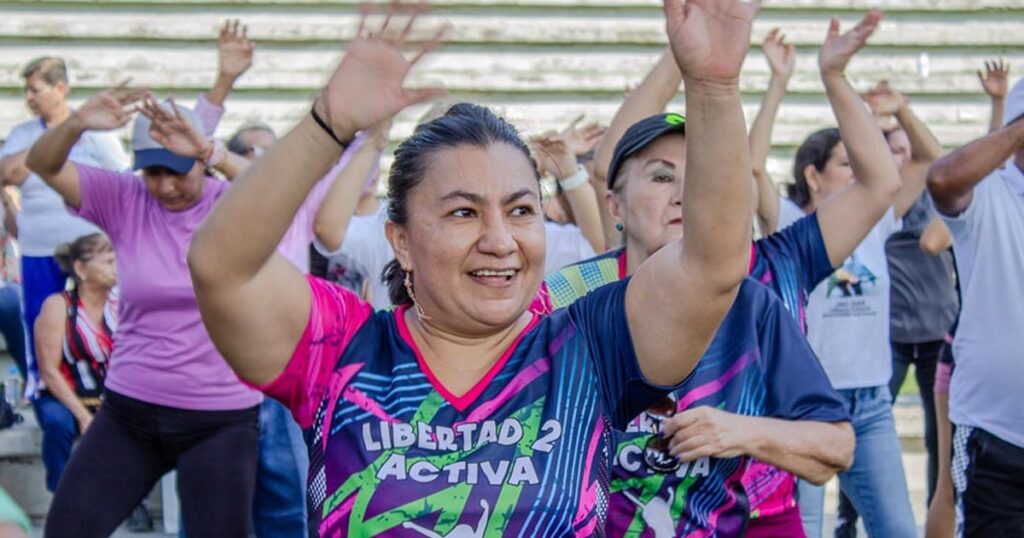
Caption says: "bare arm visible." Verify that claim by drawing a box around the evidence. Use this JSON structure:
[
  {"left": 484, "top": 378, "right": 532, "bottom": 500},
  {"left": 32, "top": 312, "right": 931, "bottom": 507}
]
[
  {"left": 531, "top": 131, "right": 606, "bottom": 253},
  {"left": 1, "top": 188, "right": 18, "bottom": 239},
  {"left": 594, "top": 49, "right": 682, "bottom": 189},
  {"left": 978, "top": 60, "right": 1009, "bottom": 134},
  {"left": 594, "top": 49, "right": 682, "bottom": 246},
  {"left": 626, "top": 0, "right": 757, "bottom": 386},
  {"left": 188, "top": 12, "right": 446, "bottom": 385},
  {"left": 205, "top": 20, "right": 254, "bottom": 108},
  {"left": 750, "top": 28, "right": 795, "bottom": 234},
  {"left": 0, "top": 152, "right": 30, "bottom": 187},
  {"left": 314, "top": 130, "right": 387, "bottom": 253},
  {"left": 919, "top": 216, "right": 953, "bottom": 255},
  {"left": 925, "top": 374, "right": 955, "bottom": 538},
  {"left": 813, "top": 11, "right": 902, "bottom": 267},
  {"left": 927, "top": 118, "right": 1024, "bottom": 216},
  {"left": 664, "top": 408, "right": 854, "bottom": 484},
  {"left": 35, "top": 296, "right": 94, "bottom": 430},
  {"left": 25, "top": 85, "right": 145, "bottom": 209}
]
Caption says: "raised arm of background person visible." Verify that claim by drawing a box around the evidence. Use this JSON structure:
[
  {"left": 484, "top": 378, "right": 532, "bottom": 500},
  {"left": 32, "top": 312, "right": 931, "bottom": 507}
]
[
  {"left": 665, "top": 407, "right": 853, "bottom": 484},
  {"left": 594, "top": 49, "right": 683, "bottom": 245},
  {"left": 531, "top": 131, "right": 606, "bottom": 253},
  {"left": 188, "top": 8, "right": 447, "bottom": 385},
  {"left": 625, "top": 0, "right": 757, "bottom": 386},
  {"left": 865, "top": 80, "right": 941, "bottom": 218},
  {"left": 313, "top": 126, "right": 387, "bottom": 253},
  {"left": 928, "top": 117, "right": 1024, "bottom": 216},
  {"left": 25, "top": 84, "right": 146, "bottom": 209},
  {"left": 138, "top": 96, "right": 252, "bottom": 180},
  {"left": 919, "top": 216, "right": 953, "bottom": 255},
  {"left": 812, "top": 10, "right": 901, "bottom": 267},
  {"left": 979, "top": 60, "right": 1009, "bottom": 134},
  {"left": 750, "top": 28, "right": 795, "bottom": 234},
  {"left": 0, "top": 151, "right": 30, "bottom": 187},
  {"left": 594, "top": 49, "right": 681, "bottom": 189},
  {"left": 34, "top": 294, "right": 94, "bottom": 432},
  {"left": 206, "top": 20, "right": 254, "bottom": 108}
]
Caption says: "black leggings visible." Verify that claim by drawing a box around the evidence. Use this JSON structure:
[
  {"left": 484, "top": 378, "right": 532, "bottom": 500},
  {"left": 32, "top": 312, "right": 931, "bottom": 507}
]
[{"left": 44, "top": 390, "right": 259, "bottom": 538}]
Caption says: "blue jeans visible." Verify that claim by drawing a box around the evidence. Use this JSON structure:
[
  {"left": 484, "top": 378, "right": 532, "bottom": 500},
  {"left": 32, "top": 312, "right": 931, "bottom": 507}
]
[
  {"left": 252, "top": 397, "right": 308, "bottom": 537},
  {"left": 798, "top": 386, "right": 916, "bottom": 538},
  {"left": 0, "top": 284, "right": 26, "bottom": 379},
  {"left": 33, "top": 393, "right": 79, "bottom": 492}
]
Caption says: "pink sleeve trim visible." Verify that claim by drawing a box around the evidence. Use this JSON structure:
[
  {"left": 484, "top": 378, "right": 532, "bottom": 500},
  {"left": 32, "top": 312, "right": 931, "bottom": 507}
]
[{"left": 252, "top": 276, "right": 373, "bottom": 427}]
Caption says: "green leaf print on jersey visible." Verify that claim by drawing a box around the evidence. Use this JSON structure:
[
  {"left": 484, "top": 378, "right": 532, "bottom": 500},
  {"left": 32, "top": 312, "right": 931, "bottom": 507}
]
[
  {"left": 610, "top": 436, "right": 699, "bottom": 537},
  {"left": 325, "top": 392, "right": 550, "bottom": 536}
]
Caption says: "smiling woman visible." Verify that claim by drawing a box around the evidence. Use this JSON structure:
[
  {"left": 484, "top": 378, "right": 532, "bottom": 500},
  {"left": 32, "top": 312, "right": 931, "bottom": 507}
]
[{"left": 186, "top": 0, "right": 757, "bottom": 535}]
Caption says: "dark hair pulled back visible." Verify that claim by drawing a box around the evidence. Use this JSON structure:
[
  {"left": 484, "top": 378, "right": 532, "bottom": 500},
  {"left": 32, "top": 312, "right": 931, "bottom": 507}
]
[
  {"left": 788, "top": 127, "right": 842, "bottom": 209},
  {"left": 382, "top": 103, "right": 538, "bottom": 306},
  {"left": 53, "top": 233, "right": 112, "bottom": 287}
]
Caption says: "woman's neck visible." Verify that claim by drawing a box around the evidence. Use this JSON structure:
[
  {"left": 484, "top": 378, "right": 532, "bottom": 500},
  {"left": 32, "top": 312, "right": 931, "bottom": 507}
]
[
  {"left": 406, "top": 308, "right": 533, "bottom": 396},
  {"left": 623, "top": 236, "right": 652, "bottom": 276},
  {"left": 76, "top": 282, "right": 110, "bottom": 311}
]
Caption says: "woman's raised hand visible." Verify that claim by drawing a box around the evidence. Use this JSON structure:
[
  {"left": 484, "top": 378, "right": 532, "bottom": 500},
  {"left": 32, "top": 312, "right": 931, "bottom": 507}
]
[
  {"left": 663, "top": 0, "right": 761, "bottom": 88},
  {"left": 763, "top": 28, "right": 796, "bottom": 81},
  {"left": 73, "top": 80, "right": 148, "bottom": 132},
  {"left": 138, "top": 96, "right": 210, "bottom": 159},
  {"left": 819, "top": 9, "right": 882, "bottom": 78},
  {"left": 317, "top": 1, "right": 449, "bottom": 142}
]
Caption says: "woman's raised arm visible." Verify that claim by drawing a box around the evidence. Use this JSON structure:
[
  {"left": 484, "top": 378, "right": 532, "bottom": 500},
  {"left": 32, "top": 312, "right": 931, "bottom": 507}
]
[
  {"left": 188, "top": 6, "right": 447, "bottom": 384},
  {"left": 627, "top": 0, "right": 758, "bottom": 386}
]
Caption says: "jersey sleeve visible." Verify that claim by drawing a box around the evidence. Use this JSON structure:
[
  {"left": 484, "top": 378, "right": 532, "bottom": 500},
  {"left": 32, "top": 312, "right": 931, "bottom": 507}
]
[
  {"left": 69, "top": 163, "right": 141, "bottom": 242},
  {"left": 568, "top": 278, "right": 680, "bottom": 430},
  {"left": 758, "top": 294, "right": 849, "bottom": 423},
  {"left": 755, "top": 211, "right": 834, "bottom": 292},
  {"left": 256, "top": 276, "right": 373, "bottom": 428}
]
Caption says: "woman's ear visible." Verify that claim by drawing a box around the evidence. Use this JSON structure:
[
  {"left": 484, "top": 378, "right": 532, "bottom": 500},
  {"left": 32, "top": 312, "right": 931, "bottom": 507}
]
[
  {"left": 803, "top": 164, "right": 821, "bottom": 194},
  {"left": 72, "top": 259, "right": 88, "bottom": 282},
  {"left": 385, "top": 220, "right": 413, "bottom": 273}
]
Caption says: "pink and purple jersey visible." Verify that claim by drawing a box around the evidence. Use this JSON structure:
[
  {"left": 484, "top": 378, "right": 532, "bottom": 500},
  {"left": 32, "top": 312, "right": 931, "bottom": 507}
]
[
  {"left": 537, "top": 211, "right": 843, "bottom": 537},
  {"left": 260, "top": 276, "right": 675, "bottom": 537}
]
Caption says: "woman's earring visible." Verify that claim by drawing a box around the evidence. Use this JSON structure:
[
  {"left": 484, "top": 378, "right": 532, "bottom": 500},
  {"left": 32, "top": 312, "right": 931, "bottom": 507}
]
[
  {"left": 615, "top": 222, "right": 624, "bottom": 232},
  {"left": 404, "top": 270, "right": 430, "bottom": 321}
]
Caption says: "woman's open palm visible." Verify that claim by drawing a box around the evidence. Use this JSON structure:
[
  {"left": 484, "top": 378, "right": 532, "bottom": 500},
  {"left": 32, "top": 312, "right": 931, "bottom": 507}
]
[{"left": 319, "top": 2, "right": 448, "bottom": 140}]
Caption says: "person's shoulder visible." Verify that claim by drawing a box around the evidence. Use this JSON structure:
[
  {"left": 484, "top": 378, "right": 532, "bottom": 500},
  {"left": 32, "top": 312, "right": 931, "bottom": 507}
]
[
  {"left": 37, "top": 292, "right": 68, "bottom": 323},
  {"left": 7, "top": 118, "right": 43, "bottom": 137},
  {"left": 1, "top": 119, "right": 43, "bottom": 150}
]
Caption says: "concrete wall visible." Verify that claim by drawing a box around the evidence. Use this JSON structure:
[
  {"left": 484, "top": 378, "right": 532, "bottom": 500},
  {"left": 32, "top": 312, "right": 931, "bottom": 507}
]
[{"left": 1, "top": 0, "right": 1021, "bottom": 181}]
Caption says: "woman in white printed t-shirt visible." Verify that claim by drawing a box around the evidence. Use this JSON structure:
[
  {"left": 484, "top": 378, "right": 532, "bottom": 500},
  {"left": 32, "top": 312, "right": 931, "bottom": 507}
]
[{"left": 766, "top": 12, "right": 926, "bottom": 538}]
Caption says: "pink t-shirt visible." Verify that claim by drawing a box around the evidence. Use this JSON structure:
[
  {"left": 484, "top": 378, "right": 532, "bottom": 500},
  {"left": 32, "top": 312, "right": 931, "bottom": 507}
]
[{"left": 71, "top": 163, "right": 262, "bottom": 410}]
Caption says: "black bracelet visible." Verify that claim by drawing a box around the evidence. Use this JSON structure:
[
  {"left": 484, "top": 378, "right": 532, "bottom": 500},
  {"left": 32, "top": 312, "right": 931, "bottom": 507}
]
[{"left": 310, "top": 105, "right": 346, "bottom": 147}]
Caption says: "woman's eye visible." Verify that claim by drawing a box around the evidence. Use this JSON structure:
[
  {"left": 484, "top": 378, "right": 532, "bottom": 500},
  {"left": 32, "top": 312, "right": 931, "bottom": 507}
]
[
  {"left": 451, "top": 208, "right": 476, "bottom": 218},
  {"left": 511, "top": 205, "right": 536, "bottom": 217},
  {"left": 653, "top": 173, "right": 674, "bottom": 183}
]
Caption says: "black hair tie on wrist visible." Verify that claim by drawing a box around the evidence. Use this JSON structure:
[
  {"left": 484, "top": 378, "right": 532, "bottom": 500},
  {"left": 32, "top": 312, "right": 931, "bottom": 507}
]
[{"left": 310, "top": 105, "right": 346, "bottom": 147}]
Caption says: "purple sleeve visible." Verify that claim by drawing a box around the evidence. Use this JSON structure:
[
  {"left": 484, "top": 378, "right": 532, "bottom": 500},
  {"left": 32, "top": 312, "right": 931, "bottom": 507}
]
[
  {"left": 255, "top": 276, "right": 373, "bottom": 428},
  {"left": 759, "top": 292, "right": 849, "bottom": 423},
  {"left": 70, "top": 163, "right": 140, "bottom": 241},
  {"left": 193, "top": 94, "right": 225, "bottom": 137},
  {"left": 755, "top": 211, "right": 834, "bottom": 293}
]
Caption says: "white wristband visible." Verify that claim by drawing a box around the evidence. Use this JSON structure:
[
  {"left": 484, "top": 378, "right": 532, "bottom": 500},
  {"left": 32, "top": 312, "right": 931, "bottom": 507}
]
[{"left": 557, "top": 164, "right": 590, "bottom": 192}]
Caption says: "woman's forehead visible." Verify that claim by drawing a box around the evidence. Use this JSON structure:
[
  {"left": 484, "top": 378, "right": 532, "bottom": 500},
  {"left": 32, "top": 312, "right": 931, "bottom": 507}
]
[{"left": 419, "top": 143, "right": 539, "bottom": 200}]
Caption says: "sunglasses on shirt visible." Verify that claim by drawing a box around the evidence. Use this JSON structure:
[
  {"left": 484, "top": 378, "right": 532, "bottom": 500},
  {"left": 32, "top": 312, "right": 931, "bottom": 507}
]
[{"left": 643, "top": 396, "right": 680, "bottom": 473}]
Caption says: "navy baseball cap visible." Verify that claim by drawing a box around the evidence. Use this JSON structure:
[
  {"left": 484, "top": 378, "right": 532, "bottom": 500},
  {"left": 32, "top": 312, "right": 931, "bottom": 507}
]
[
  {"left": 606, "top": 112, "right": 686, "bottom": 191},
  {"left": 131, "top": 101, "right": 202, "bottom": 175}
]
